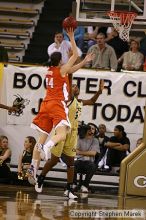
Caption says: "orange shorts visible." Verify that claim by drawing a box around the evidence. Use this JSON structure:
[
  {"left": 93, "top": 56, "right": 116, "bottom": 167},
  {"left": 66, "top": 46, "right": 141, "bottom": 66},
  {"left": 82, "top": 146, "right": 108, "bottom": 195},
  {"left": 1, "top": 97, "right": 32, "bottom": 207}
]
[{"left": 31, "top": 100, "right": 70, "bottom": 134}]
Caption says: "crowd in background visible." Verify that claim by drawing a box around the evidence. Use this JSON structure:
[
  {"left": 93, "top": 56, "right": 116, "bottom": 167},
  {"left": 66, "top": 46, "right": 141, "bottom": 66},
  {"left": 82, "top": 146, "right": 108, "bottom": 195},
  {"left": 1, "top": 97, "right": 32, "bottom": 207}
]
[{"left": 47, "top": 25, "right": 146, "bottom": 72}]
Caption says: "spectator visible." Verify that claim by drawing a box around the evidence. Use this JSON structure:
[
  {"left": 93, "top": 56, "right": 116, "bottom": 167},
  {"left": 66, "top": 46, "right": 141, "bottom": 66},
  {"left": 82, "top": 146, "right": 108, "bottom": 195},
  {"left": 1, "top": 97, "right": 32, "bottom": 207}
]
[
  {"left": 107, "top": 29, "right": 129, "bottom": 59},
  {"left": 87, "top": 26, "right": 98, "bottom": 49},
  {"left": 63, "top": 26, "right": 85, "bottom": 52},
  {"left": 98, "top": 27, "right": 108, "bottom": 37},
  {"left": 18, "top": 136, "right": 36, "bottom": 180},
  {"left": 73, "top": 123, "right": 100, "bottom": 193},
  {"left": 95, "top": 124, "right": 110, "bottom": 169},
  {"left": 0, "top": 135, "right": 11, "bottom": 180},
  {"left": 87, "top": 26, "right": 112, "bottom": 49},
  {"left": 86, "top": 32, "right": 118, "bottom": 71},
  {"left": 104, "top": 125, "right": 130, "bottom": 171},
  {"left": 47, "top": 32, "right": 82, "bottom": 64},
  {"left": 106, "top": 27, "right": 114, "bottom": 41},
  {"left": 118, "top": 39, "right": 144, "bottom": 71},
  {"left": 136, "top": 137, "right": 143, "bottom": 147}
]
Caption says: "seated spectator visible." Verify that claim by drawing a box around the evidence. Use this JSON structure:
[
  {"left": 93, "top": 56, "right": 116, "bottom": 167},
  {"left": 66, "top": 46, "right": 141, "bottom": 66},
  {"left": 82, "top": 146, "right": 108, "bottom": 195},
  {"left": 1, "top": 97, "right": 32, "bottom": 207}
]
[
  {"left": 18, "top": 136, "right": 36, "bottom": 180},
  {"left": 73, "top": 123, "right": 100, "bottom": 193},
  {"left": 63, "top": 26, "right": 85, "bottom": 52},
  {"left": 95, "top": 124, "right": 110, "bottom": 169},
  {"left": 86, "top": 32, "right": 118, "bottom": 71},
  {"left": 47, "top": 31, "right": 82, "bottom": 64},
  {"left": 0, "top": 135, "right": 11, "bottom": 180},
  {"left": 118, "top": 39, "right": 144, "bottom": 71},
  {"left": 104, "top": 125, "right": 130, "bottom": 171},
  {"left": 136, "top": 137, "right": 143, "bottom": 147}
]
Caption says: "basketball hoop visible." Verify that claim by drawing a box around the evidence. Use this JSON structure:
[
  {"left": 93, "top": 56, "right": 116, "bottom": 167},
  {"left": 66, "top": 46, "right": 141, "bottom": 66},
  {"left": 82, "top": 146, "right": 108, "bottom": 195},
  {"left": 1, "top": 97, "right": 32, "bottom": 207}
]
[{"left": 107, "top": 11, "right": 137, "bottom": 41}]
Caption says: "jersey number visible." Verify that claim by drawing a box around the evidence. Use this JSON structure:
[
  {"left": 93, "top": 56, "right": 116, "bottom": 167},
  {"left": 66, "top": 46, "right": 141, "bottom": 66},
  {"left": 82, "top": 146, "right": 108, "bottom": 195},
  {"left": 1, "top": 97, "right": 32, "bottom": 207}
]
[{"left": 46, "top": 77, "right": 54, "bottom": 88}]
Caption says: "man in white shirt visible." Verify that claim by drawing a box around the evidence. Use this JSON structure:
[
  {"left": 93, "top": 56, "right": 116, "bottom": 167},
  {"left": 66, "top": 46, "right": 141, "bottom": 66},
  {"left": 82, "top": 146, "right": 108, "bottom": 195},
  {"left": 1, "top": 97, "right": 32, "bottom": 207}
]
[{"left": 47, "top": 32, "right": 82, "bottom": 64}]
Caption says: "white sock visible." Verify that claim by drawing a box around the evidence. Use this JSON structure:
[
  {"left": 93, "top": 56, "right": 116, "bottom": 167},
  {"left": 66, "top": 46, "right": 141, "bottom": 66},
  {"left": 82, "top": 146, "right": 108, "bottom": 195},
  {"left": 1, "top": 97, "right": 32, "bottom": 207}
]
[
  {"left": 31, "top": 159, "right": 38, "bottom": 168},
  {"left": 44, "top": 140, "right": 55, "bottom": 149}
]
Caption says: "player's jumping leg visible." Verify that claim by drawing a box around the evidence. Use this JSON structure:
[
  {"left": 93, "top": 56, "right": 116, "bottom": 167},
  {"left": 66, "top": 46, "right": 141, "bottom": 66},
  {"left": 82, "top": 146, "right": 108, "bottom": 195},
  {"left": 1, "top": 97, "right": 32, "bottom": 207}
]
[
  {"left": 40, "top": 126, "right": 68, "bottom": 160},
  {"left": 35, "top": 153, "right": 59, "bottom": 193},
  {"left": 27, "top": 133, "right": 48, "bottom": 185}
]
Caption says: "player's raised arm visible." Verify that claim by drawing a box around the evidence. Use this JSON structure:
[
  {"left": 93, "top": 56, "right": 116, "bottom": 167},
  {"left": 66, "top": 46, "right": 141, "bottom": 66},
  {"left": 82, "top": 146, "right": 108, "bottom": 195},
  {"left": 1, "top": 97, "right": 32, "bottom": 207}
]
[
  {"left": 61, "top": 28, "right": 78, "bottom": 76},
  {"left": 0, "top": 103, "right": 18, "bottom": 113},
  {"left": 80, "top": 79, "right": 104, "bottom": 106}
]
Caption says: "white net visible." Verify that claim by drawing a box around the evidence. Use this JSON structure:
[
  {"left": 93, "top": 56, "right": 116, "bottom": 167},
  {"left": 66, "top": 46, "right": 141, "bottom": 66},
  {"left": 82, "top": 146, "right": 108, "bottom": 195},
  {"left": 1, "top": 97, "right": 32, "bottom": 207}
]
[{"left": 108, "top": 11, "right": 137, "bottom": 41}]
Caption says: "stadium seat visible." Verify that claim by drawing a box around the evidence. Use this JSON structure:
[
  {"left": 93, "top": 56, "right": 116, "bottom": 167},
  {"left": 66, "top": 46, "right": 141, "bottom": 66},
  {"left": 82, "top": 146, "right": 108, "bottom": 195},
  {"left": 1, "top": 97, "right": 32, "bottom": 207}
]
[
  {"left": 0, "top": 28, "right": 30, "bottom": 39},
  {"left": 0, "top": 6, "right": 39, "bottom": 17},
  {"left": 0, "top": 18, "right": 35, "bottom": 28},
  {"left": 0, "top": 39, "right": 25, "bottom": 51}
]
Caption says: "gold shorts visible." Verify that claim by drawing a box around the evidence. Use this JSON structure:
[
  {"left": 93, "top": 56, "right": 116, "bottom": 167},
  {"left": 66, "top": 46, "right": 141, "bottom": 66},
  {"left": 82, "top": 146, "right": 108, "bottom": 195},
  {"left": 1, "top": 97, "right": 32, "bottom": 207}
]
[{"left": 50, "top": 129, "right": 77, "bottom": 157}]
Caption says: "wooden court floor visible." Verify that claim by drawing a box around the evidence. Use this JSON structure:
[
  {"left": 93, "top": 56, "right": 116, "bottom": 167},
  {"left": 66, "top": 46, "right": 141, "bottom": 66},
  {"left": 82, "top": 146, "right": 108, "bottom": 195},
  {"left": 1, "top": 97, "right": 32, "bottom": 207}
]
[{"left": 0, "top": 184, "right": 146, "bottom": 220}]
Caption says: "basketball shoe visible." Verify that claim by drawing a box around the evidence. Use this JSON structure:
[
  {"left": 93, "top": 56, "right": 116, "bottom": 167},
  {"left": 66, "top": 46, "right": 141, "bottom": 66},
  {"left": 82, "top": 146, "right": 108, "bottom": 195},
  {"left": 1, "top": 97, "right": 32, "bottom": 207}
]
[{"left": 35, "top": 175, "right": 45, "bottom": 193}]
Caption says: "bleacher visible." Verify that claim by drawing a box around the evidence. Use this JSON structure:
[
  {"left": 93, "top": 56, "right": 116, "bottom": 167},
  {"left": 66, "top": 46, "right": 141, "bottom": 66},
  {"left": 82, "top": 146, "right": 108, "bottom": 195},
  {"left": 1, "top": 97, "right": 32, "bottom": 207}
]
[
  {"left": 0, "top": 0, "right": 73, "bottom": 64},
  {"left": 0, "top": 0, "right": 45, "bottom": 63},
  {"left": 0, "top": 6, "right": 39, "bottom": 17},
  {"left": 0, "top": 18, "right": 35, "bottom": 28},
  {"left": 8, "top": 54, "right": 20, "bottom": 62},
  {"left": 0, "top": 0, "right": 44, "bottom": 2},
  {"left": 0, "top": 39, "right": 25, "bottom": 50},
  {"left": 0, "top": 28, "right": 30, "bottom": 39}
]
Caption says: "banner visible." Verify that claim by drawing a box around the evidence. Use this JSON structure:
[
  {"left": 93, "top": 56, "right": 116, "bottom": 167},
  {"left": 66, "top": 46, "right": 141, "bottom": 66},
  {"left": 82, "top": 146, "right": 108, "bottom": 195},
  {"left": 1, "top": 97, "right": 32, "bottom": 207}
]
[
  {"left": 73, "top": 69, "right": 146, "bottom": 134},
  {"left": 5, "top": 64, "right": 48, "bottom": 125},
  {"left": 5, "top": 64, "right": 146, "bottom": 134}
]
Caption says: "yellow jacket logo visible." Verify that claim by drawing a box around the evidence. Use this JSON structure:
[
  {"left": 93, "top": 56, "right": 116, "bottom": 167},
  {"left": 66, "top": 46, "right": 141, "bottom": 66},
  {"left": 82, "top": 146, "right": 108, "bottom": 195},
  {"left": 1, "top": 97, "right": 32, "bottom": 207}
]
[{"left": 134, "top": 176, "right": 146, "bottom": 188}]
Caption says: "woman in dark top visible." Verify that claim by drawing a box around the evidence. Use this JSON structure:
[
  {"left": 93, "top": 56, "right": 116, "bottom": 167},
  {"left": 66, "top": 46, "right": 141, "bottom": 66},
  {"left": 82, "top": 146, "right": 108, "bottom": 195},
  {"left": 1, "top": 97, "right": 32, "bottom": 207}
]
[
  {"left": 0, "top": 135, "right": 11, "bottom": 179},
  {"left": 105, "top": 125, "right": 130, "bottom": 169},
  {"left": 18, "top": 136, "right": 36, "bottom": 180}
]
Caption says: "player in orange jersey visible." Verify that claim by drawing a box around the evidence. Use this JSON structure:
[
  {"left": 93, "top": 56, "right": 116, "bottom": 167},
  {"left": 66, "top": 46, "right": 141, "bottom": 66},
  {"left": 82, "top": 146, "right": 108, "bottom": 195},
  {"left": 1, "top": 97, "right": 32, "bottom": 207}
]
[{"left": 30, "top": 28, "right": 78, "bottom": 170}]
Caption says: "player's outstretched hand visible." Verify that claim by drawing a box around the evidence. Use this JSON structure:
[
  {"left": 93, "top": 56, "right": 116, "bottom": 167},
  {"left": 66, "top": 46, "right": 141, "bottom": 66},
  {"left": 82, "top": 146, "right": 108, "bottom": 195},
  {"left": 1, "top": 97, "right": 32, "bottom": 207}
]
[
  {"left": 8, "top": 106, "right": 19, "bottom": 113},
  {"left": 84, "top": 52, "right": 95, "bottom": 63},
  {"left": 66, "top": 27, "right": 74, "bottom": 39}
]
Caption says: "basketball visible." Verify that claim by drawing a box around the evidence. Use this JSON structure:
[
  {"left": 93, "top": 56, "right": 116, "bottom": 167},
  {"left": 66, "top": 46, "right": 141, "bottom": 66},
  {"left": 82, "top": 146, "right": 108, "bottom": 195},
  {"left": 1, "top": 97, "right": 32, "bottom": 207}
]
[{"left": 62, "top": 16, "right": 77, "bottom": 31}]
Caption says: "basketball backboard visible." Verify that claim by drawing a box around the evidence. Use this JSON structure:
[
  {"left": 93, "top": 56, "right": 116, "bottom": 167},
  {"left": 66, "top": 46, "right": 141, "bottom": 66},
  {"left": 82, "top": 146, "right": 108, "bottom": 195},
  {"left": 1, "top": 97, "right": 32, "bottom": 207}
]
[{"left": 74, "top": 0, "right": 146, "bottom": 29}]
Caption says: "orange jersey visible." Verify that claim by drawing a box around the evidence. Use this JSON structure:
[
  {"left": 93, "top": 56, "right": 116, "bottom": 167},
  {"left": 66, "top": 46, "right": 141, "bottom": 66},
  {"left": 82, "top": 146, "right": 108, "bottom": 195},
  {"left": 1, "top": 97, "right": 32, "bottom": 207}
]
[{"left": 44, "top": 66, "right": 69, "bottom": 101}]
